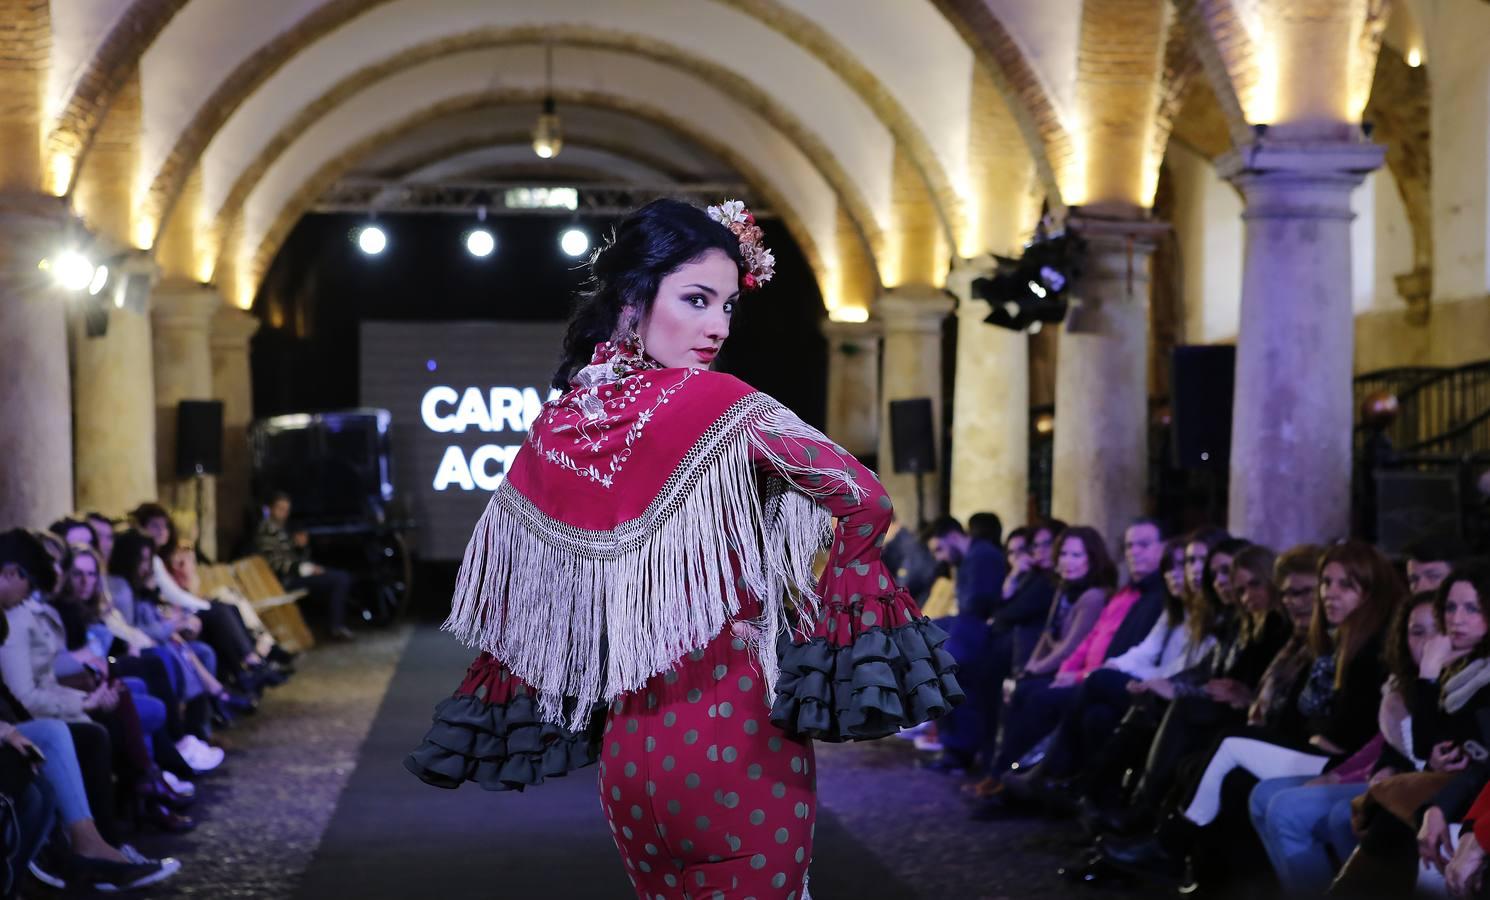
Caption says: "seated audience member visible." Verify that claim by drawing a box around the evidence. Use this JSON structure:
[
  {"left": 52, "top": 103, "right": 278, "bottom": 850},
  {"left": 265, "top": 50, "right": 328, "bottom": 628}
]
[
  {"left": 1100, "top": 540, "right": 1401, "bottom": 886},
  {"left": 0, "top": 529, "right": 180, "bottom": 890},
  {"left": 1404, "top": 537, "right": 1467, "bottom": 596},
  {"left": 254, "top": 491, "right": 355, "bottom": 640},
  {"left": 995, "top": 526, "right": 1058, "bottom": 674},
  {"left": 1345, "top": 562, "right": 1490, "bottom": 897},
  {"left": 108, "top": 529, "right": 237, "bottom": 766},
  {"left": 1007, "top": 536, "right": 1222, "bottom": 804},
  {"left": 132, "top": 503, "right": 278, "bottom": 690},
  {"left": 57, "top": 543, "right": 200, "bottom": 798},
  {"left": 973, "top": 526, "right": 1115, "bottom": 803},
  {"left": 164, "top": 538, "right": 291, "bottom": 672},
  {"left": 882, "top": 512, "right": 938, "bottom": 605},
  {"left": 926, "top": 513, "right": 1007, "bottom": 772},
  {"left": 1246, "top": 589, "right": 1437, "bottom": 897},
  {"left": 1028, "top": 519, "right": 1067, "bottom": 578},
  {"left": 49, "top": 517, "right": 97, "bottom": 551}
]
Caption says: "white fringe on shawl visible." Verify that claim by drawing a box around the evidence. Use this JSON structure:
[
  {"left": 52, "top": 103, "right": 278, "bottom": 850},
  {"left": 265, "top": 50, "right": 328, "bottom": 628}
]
[{"left": 442, "top": 393, "right": 866, "bottom": 731}]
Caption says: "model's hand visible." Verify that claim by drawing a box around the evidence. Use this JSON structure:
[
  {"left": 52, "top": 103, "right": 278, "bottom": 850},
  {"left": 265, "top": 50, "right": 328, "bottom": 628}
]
[{"left": 1420, "top": 806, "right": 1455, "bottom": 871}]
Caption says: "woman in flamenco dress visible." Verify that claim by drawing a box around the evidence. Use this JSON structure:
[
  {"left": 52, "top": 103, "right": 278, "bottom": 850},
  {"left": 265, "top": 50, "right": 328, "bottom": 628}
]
[{"left": 405, "top": 198, "right": 962, "bottom": 899}]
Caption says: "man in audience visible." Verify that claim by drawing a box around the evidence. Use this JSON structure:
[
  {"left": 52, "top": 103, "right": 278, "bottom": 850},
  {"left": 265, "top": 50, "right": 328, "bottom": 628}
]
[
  {"left": 882, "top": 512, "right": 937, "bottom": 605},
  {"left": 1404, "top": 537, "right": 1465, "bottom": 595},
  {"left": 925, "top": 513, "right": 1007, "bottom": 772},
  {"left": 255, "top": 491, "right": 354, "bottom": 641}
]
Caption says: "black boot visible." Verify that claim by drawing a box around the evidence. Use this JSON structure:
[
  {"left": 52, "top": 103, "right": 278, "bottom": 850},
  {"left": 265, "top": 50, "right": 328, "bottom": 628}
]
[
  {"left": 1097, "top": 812, "right": 1198, "bottom": 883},
  {"left": 1078, "top": 794, "right": 1154, "bottom": 839}
]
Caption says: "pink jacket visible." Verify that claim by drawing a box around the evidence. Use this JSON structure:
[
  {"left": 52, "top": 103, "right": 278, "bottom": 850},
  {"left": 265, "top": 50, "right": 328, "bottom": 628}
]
[{"left": 1057, "top": 586, "right": 1138, "bottom": 680}]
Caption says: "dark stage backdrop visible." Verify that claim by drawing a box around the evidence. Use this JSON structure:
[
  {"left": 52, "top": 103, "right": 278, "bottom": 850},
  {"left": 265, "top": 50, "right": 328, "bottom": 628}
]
[{"left": 360, "top": 320, "right": 565, "bottom": 560}]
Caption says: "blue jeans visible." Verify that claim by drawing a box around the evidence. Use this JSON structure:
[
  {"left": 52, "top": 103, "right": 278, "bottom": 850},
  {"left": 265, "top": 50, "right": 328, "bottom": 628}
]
[
  {"left": 1250, "top": 774, "right": 1365, "bottom": 896},
  {"left": 9, "top": 780, "right": 55, "bottom": 880},
  {"left": 14, "top": 719, "right": 91, "bottom": 827}
]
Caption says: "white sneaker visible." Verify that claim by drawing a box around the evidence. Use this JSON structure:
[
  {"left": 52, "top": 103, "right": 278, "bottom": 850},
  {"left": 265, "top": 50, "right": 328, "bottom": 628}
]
[
  {"left": 912, "top": 735, "right": 943, "bottom": 753},
  {"left": 175, "top": 736, "right": 224, "bottom": 772},
  {"left": 161, "top": 770, "right": 196, "bottom": 797},
  {"left": 894, "top": 722, "right": 932, "bottom": 741}
]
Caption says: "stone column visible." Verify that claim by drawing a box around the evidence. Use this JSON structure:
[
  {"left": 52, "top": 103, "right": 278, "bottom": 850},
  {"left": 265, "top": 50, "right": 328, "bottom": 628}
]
[
  {"left": 0, "top": 194, "right": 77, "bottom": 527},
  {"left": 1051, "top": 216, "right": 1167, "bottom": 550},
  {"left": 212, "top": 304, "right": 260, "bottom": 557},
  {"left": 945, "top": 256, "right": 1030, "bottom": 527},
  {"left": 72, "top": 253, "right": 158, "bottom": 517},
  {"left": 876, "top": 286, "right": 954, "bottom": 527},
  {"left": 152, "top": 281, "right": 220, "bottom": 558},
  {"left": 1218, "top": 140, "right": 1385, "bottom": 548},
  {"left": 821, "top": 319, "right": 881, "bottom": 459}
]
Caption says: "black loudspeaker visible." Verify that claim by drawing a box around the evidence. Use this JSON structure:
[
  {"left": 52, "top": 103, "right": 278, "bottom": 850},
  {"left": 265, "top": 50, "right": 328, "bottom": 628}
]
[
  {"left": 1171, "top": 345, "right": 1235, "bottom": 468},
  {"left": 176, "top": 400, "right": 224, "bottom": 477},
  {"left": 1374, "top": 471, "right": 1462, "bottom": 555},
  {"left": 888, "top": 398, "right": 935, "bottom": 474}
]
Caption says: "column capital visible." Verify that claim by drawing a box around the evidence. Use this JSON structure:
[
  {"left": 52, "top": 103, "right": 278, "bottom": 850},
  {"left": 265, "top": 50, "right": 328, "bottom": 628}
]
[
  {"left": 1066, "top": 214, "right": 1170, "bottom": 253},
  {"left": 1216, "top": 140, "right": 1386, "bottom": 220},
  {"left": 875, "top": 285, "right": 955, "bottom": 334},
  {"left": 820, "top": 318, "right": 881, "bottom": 341},
  {"left": 151, "top": 280, "right": 220, "bottom": 329},
  {"left": 211, "top": 304, "right": 261, "bottom": 350},
  {"left": 0, "top": 191, "right": 82, "bottom": 279}
]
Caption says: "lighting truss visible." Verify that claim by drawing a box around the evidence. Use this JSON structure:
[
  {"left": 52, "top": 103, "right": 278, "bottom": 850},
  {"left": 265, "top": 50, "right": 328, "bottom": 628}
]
[{"left": 312, "top": 179, "right": 769, "bottom": 218}]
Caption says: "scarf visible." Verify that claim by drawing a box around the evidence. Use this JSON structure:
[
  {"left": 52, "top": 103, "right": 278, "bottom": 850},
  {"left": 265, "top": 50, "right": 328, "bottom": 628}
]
[
  {"left": 443, "top": 340, "right": 859, "bottom": 730},
  {"left": 1444, "top": 657, "right": 1490, "bottom": 714}
]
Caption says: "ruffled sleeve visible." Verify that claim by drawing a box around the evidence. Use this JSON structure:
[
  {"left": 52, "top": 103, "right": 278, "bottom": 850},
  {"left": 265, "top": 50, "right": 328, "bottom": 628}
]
[
  {"left": 404, "top": 652, "right": 604, "bottom": 791},
  {"left": 746, "top": 403, "right": 964, "bottom": 742}
]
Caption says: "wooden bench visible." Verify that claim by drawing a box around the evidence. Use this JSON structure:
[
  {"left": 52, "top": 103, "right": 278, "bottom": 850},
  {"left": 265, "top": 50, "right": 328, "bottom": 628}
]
[{"left": 200, "top": 556, "right": 316, "bottom": 653}]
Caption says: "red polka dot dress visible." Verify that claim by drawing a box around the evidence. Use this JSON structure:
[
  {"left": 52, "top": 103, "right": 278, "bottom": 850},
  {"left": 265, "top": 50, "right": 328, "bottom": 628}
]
[
  {"left": 599, "top": 605, "right": 815, "bottom": 899},
  {"left": 405, "top": 359, "right": 964, "bottom": 900}
]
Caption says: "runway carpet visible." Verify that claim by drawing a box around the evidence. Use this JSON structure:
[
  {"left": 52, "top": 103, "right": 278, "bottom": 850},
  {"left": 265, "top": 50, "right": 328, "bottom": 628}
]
[{"left": 294, "top": 626, "right": 913, "bottom": 899}]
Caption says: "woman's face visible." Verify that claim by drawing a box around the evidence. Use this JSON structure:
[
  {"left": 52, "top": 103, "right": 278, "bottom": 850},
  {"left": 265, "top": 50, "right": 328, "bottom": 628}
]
[
  {"left": 1058, "top": 537, "right": 1090, "bottom": 582},
  {"left": 1184, "top": 542, "right": 1209, "bottom": 594},
  {"left": 67, "top": 553, "right": 99, "bottom": 602},
  {"left": 1407, "top": 601, "right": 1441, "bottom": 667},
  {"left": 1320, "top": 561, "right": 1364, "bottom": 627},
  {"left": 1443, "top": 581, "right": 1489, "bottom": 653},
  {"left": 1210, "top": 553, "right": 1235, "bottom": 604},
  {"left": 636, "top": 249, "right": 738, "bottom": 370},
  {"left": 1234, "top": 565, "right": 1272, "bottom": 616},
  {"left": 136, "top": 545, "right": 154, "bottom": 583},
  {"left": 142, "top": 516, "right": 171, "bottom": 549},
  {"left": 1163, "top": 546, "right": 1186, "bottom": 598},
  {"left": 1279, "top": 573, "right": 1319, "bottom": 630},
  {"left": 1031, "top": 528, "right": 1056, "bottom": 569},
  {"left": 169, "top": 548, "right": 196, "bottom": 587}
]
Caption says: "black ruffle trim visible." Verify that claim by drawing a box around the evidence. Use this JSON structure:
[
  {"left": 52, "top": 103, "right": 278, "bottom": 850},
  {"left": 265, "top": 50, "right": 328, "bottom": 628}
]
[
  {"left": 403, "top": 692, "right": 603, "bottom": 792},
  {"left": 769, "top": 616, "right": 965, "bottom": 742}
]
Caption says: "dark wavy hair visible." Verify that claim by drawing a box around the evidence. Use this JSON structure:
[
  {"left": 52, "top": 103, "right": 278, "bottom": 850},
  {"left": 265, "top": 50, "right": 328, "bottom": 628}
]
[
  {"left": 109, "top": 528, "right": 157, "bottom": 591},
  {"left": 1309, "top": 539, "right": 1405, "bottom": 687},
  {"left": 551, "top": 199, "right": 746, "bottom": 390},
  {"left": 1434, "top": 560, "right": 1490, "bottom": 667}
]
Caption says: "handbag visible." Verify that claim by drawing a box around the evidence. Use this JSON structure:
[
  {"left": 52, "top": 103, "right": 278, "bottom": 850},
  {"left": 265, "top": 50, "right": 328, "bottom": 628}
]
[{"left": 1350, "top": 770, "right": 1456, "bottom": 834}]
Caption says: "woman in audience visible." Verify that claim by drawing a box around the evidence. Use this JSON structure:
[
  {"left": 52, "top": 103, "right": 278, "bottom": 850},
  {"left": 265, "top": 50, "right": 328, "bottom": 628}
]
[
  {"left": 56, "top": 544, "right": 201, "bottom": 795},
  {"left": 133, "top": 503, "right": 284, "bottom": 693},
  {"left": 108, "top": 529, "right": 234, "bottom": 768},
  {"left": 1028, "top": 518, "right": 1068, "bottom": 576},
  {"left": 1249, "top": 589, "right": 1440, "bottom": 896},
  {"left": 971, "top": 526, "right": 1114, "bottom": 811},
  {"left": 1101, "top": 540, "right": 1401, "bottom": 884},
  {"left": 1340, "top": 562, "right": 1490, "bottom": 896}
]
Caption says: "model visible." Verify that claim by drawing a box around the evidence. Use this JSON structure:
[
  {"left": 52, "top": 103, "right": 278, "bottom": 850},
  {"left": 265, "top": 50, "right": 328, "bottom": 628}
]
[{"left": 405, "top": 197, "right": 962, "bottom": 899}]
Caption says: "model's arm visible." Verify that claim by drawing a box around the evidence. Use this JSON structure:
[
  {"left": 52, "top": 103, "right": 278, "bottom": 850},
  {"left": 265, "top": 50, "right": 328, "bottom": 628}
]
[{"left": 744, "top": 400, "right": 964, "bottom": 742}]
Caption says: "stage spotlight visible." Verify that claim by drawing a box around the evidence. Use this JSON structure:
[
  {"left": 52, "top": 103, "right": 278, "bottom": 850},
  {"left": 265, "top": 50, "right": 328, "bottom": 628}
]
[
  {"left": 560, "top": 227, "right": 590, "bottom": 257},
  {"left": 88, "top": 264, "right": 109, "bottom": 296},
  {"left": 465, "top": 228, "right": 496, "bottom": 258},
  {"left": 50, "top": 250, "right": 96, "bottom": 292},
  {"left": 357, "top": 224, "right": 388, "bottom": 256}
]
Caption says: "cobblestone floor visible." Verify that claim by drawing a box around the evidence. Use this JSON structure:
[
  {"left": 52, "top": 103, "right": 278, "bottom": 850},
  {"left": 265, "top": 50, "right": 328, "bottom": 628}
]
[{"left": 85, "top": 626, "right": 414, "bottom": 899}]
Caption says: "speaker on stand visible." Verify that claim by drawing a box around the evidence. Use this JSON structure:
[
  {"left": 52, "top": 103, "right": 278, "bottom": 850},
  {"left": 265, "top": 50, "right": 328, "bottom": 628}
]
[
  {"left": 888, "top": 397, "right": 936, "bottom": 528},
  {"left": 176, "top": 400, "right": 224, "bottom": 548}
]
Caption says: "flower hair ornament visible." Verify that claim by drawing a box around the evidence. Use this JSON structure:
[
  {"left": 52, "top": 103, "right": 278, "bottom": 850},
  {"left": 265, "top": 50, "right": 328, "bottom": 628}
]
[{"left": 706, "top": 199, "right": 775, "bottom": 290}]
